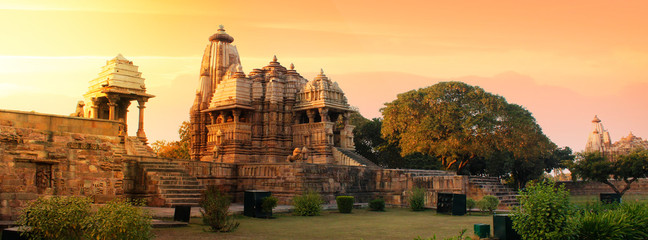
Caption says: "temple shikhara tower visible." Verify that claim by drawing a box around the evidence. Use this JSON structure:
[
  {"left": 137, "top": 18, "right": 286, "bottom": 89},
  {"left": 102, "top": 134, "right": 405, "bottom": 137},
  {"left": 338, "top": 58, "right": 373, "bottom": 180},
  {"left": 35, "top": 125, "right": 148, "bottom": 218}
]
[
  {"left": 585, "top": 115, "right": 648, "bottom": 160},
  {"left": 189, "top": 26, "right": 360, "bottom": 165}
]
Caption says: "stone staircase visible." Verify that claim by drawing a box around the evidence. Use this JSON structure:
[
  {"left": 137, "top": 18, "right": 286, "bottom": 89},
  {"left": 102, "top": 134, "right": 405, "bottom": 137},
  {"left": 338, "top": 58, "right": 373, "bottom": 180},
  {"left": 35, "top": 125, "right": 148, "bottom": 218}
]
[
  {"left": 139, "top": 160, "right": 204, "bottom": 207},
  {"left": 333, "top": 147, "right": 379, "bottom": 168},
  {"left": 126, "top": 137, "right": 156, "bottom": 157},
  {"left": 469, "top": 176, "right": 519, "bottom": 208}
]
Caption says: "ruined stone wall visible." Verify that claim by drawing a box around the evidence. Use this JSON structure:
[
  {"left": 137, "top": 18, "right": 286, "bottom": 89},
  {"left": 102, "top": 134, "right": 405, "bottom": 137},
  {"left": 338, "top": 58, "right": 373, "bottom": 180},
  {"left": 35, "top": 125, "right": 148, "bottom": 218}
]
[
  {"left": 559, "top": 179, "right": 648, "bottom": 196},
  {"left": 182, "top": 161, "right": 467, "bottom": 207},
  {"left": 0, "top": 110, "right": 125, "bottom": 220}
]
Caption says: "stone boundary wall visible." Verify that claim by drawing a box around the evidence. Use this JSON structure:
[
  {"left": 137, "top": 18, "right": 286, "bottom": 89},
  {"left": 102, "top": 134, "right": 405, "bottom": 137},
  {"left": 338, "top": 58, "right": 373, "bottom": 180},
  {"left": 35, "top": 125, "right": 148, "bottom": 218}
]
[
  {"left": 0, "top": 110, "right": 126, "bottom": 220},
  {"left": 150, "top": 158, "right": 468, "bottom": 207},
  {"left": 0, "top": 109, "right": 121, "bottom": 136},
  {"left": 559, "top": 179, "right": 648, "bottom": 195}
]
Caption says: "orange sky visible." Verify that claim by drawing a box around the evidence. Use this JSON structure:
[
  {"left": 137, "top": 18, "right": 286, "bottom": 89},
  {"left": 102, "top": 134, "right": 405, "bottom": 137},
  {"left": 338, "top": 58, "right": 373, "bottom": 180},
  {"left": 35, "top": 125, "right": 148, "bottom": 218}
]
[{"left": 1, "top": 0, "right": 648, "bottom": 151}]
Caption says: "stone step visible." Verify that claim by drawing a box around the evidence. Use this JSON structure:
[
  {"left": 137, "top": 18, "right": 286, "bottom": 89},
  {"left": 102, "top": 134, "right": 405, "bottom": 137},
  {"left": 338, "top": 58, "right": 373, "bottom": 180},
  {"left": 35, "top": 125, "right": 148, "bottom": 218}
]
[
  {"left": 160, "top": 188, "right": 205, "bottom": 194},
  {"left": 166, "top": 198, "right": 201, "bottom": 204},
  {"left": 159, "top": 180, "right": 200, "bottom": 185},
  {"left": 162, "top": 193, "right": 202, "bottom": 198}
]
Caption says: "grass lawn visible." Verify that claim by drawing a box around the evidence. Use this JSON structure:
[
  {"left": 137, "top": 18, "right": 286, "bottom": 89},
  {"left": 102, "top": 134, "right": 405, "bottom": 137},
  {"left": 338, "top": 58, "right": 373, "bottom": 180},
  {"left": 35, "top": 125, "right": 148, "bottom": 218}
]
[{"left": 152, "top": 208, "right": 492, "bottom": 240}]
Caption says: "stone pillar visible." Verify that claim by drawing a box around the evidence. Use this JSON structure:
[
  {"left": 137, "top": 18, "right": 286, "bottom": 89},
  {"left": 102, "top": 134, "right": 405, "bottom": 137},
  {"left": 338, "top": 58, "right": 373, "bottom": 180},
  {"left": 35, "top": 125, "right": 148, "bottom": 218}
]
[
  {"left": 318, "top": 107, "right": 329, "bottom": 122},
  {"left": 91, "top": 101, "right": 99, "bottom": 119},
  {"left": 136, "top": 97, "right": 148, "bottom": 143},
  {"left": 306, "top": 109, "right": 316, "bottom": 123},
  {"left": 122, "top": 101, "right": 131, "bottom": 132},
  {"left": 106, "top": 95, "right": 120, "bottom": 120},
  {"left": 233, "top": 109, "right": 241, "bottom": 123},
  {"left": 209, "top": 112, "right": 216, "bottom": 124}
]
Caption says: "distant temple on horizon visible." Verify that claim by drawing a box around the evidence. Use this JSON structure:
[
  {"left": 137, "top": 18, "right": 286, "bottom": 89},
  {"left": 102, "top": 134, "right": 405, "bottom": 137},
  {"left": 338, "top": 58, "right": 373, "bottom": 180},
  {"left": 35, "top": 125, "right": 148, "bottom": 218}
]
[
  {"left": 585, "top": 115, "right": 648, "bottom": 160},
  {"left": 189, "top": 26, "right": 369, "bottom": 165}
]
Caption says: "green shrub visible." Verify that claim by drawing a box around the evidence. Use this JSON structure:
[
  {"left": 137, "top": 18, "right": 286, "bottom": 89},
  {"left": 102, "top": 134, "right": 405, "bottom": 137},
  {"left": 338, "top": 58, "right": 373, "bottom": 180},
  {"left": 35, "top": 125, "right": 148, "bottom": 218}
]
[
  {"left": 85, "top": 198, "right": 153, "bottom": 240},
  {"left": 261, "top": 195, "right": 278, "bottom": 214},
  {"left": 571, "top": 203, "right": 648, "bottom": 240},
  {"left": 576, "top": 209, "right": 629, "bottom": 240},
  {"left": 16, "top": 196, "right": 91, "bottom": 240},
  {"left": 336, "top": 196, "right": 355, "bottom": 213},
  {"left": 618, "top": 203, "right": 648, "bottom": 239},
  {"left": 511, "top": 180, "right": 573, "bottom": 240},
  {"left": 476, "top": 195, "right": 499, "bottom": 214},
  {"left": 369, "top": 198, "right": 386, "bottom": 211},
  {"left": 200, "top": 186, "right": 239, "bottom": 232},
  {"left": 293, "top": 190, "right": 323, "bottom": 216},
  {"left": 409, "top": 187, "right": 426, "bottom": 211},
  {"left": 466, "top": 198, "right": 476, "bottom": 214}
]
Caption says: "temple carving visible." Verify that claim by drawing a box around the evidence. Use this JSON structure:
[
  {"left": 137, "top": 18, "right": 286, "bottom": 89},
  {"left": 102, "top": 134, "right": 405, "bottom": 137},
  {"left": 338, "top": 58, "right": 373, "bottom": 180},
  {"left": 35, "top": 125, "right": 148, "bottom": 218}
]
[{"left": 190, "top": 26, "right": 358, "bottom": 165}]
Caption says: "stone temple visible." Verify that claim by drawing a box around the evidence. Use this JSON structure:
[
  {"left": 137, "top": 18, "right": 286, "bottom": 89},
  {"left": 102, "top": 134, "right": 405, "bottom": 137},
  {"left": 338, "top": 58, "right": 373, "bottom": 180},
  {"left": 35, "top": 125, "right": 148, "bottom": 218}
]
[
  {"left": 0, "top": 26, "right": 517, "bottom": 220},
  {"left": 585, "top": 115, "right": 648, "bottom": 160},
  {"left": 189, "top": 26, "right": 359, "bottom": 165}
]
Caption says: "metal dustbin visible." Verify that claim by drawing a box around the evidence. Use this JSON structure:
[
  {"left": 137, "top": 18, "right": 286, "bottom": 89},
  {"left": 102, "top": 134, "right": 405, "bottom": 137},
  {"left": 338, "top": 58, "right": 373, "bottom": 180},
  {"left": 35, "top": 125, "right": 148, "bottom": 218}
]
[
  {"left": 600, "top": 193, "right": 622, "bottom": 204},
  {"left": 437, "top": 193, "right": 466, "bottom": 216},
  {"left": 244, "top": 190, "right": 271, "bottom": 218},
  {"left": 474, "top": 223, "right": 490, "bottom": 238},
  {"left": 493, "top": 214, "right": 521, "bottom": 240},
  {"left": 173, "top": 205, "right": 192, "bottom": 222}
]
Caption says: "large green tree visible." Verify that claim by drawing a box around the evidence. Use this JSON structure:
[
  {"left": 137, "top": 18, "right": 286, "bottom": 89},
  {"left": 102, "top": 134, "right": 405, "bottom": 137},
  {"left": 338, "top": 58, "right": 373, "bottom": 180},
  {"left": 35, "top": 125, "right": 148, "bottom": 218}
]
[
  {"left": 151, "top": 121, "right": 190, "bottom": 159},
  {"left": 570, "top": 150, "right": 648, "bottom": 197},
  {"left": 381, "top": 82, "right": 556, "bottom": 187},
  {"left": 352, "top": 112, "right": 441, "bottom": 169}
]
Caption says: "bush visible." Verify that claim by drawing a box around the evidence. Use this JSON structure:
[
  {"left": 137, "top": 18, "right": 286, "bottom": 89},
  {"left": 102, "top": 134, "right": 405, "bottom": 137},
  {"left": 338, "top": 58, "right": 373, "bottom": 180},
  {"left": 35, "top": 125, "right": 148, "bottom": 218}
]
[
  {"left": 369, "top": 198, "right": 386, "bottom": 211},
  {"left": 16, "top": 196, "right": 92, "bottom": 239},
  {"left": 409, "top": 187, "right": 426, "bottom": 211},
  {"left": 293, "top": 190, "right": 323, "bottom": 216},
  {"left": 261, "top": 195, "right": 278, "bottom": 214},
  {"left": 576, "top": 209, "right": 629, "bottom": 240},
  {"left": 571, "top": 202, "right": 648, "bottom": 240},
  {"left": 466, "top": 198, "right": 476, "bottom": 214},
  {"left": 336, "top": 196, "right": 355, "bottom": 213},
  {"left": 200, "top": 186, "right": 239, "bottom": 232},
  {"left": 85, "top": 199, "right": 153, "bottom": 240},
  {"left": 476, "top": 195, "right": 499, "bottom": 214},
  {"left": 511, "top": 180, "right": 573, "bottom": 240}
]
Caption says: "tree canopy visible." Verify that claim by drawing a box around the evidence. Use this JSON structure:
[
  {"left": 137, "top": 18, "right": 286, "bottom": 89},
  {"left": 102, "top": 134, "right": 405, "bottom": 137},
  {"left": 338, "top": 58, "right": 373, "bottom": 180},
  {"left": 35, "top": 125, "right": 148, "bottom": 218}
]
[
  {"left": 351, "top": 113, "right": 441, "bottom": 169},
  {"left": 570, "top": 150, "right": 648, "bottom": 196},
  {"left": 380, "top": 81, "right": 558, "bottom": 187},
  {"left": 151, "top": 121, "right": 190, "bottom": 159}
]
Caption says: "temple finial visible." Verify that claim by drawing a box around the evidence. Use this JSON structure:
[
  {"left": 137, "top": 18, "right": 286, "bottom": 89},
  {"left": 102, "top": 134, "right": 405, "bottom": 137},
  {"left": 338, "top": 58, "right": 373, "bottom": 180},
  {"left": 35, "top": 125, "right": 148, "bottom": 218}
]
[
  {"left": 219, "top": 24, "right": 225, "bottom": 30},
  {"left": 272, "top": 55, "right": 277, "bottom": 62},
  {"left": 320, "top": 68, "right": 324, "bottom": 74},
  {"left": 290, "top": 63, "right": 294, "bottom": 70}
]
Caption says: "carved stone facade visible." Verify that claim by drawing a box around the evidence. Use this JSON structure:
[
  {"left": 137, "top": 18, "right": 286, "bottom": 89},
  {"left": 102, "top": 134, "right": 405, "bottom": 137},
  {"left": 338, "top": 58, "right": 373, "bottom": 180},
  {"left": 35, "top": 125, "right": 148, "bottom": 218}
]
[{"left": 190, "top": 26, "right": 356, "bottom": 164}]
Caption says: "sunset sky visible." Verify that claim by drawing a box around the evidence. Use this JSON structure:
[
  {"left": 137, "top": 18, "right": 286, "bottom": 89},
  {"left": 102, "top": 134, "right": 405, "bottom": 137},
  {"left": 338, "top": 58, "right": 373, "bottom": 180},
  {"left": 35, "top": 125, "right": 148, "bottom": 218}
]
[{"left": 1, "top": 0, "right": 647, "bottom": 152}]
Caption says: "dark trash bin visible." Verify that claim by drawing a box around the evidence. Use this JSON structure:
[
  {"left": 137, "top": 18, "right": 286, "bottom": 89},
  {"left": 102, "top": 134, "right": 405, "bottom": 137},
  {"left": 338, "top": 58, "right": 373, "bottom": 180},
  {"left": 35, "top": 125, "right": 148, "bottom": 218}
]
[
  {"left": 474, "top": 223, "right": 490, "bottom": 238},
  {"left": 493, "top": 214, "right": 521, "bottom": 240},
  {"left": 437, "top": 193, "right": 466, "bottom": 216},
  {"left": 2, "top": 227, "right": 30, "bottom": 240},
  {"left": 173, "top": 205, "right": 192, "bottom": 222},
  {"left": 600, "top": 193, "right": 622, "bottom": 204},
  {"left": 244, "top": 190, "right": 271, "bottom": 218}
]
